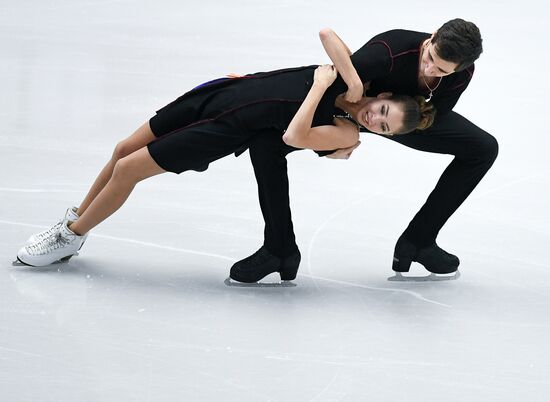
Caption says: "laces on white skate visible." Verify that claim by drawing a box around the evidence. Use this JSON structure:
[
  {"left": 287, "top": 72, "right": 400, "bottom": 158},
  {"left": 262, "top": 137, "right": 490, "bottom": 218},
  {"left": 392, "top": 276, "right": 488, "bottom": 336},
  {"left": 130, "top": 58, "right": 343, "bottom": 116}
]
[
  {"left": 32, "top": 221, "right": 63, "bottom": 243},
  {"left": 27, "top": 232, "right": 69, "bottom": 255},
  {"left": 17, "top": 221, "right": 84, "bottom": 267},
  {"left": 26, "top": 206, "right": 80, "bottom": 246}
]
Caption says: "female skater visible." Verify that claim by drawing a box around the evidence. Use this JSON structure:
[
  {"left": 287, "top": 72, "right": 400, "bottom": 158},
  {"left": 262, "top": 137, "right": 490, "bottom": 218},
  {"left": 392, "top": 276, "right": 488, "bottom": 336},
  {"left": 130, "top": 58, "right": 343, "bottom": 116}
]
[{"left": 17, "top": 64, "right": 434, "bottom": 270}]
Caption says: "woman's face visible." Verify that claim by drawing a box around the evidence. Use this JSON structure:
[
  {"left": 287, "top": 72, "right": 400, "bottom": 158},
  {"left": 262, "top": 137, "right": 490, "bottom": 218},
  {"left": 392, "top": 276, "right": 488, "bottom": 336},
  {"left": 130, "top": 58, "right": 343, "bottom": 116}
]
[{"left": 356, "top": 97, "right": 405, "bottom": 135}]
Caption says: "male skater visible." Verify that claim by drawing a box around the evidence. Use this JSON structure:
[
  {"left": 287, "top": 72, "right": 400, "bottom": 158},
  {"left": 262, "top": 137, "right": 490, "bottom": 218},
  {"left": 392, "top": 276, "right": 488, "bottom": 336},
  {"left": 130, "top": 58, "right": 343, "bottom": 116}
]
[{"left": 230, "top": 18, "right": 498, "bottom": 283}]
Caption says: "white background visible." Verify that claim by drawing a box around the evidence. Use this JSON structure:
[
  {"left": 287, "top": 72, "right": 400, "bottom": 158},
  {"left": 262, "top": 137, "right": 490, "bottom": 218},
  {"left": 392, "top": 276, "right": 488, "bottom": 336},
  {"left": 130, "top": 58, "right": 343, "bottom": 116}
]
[{"left": 1, "top": 1, "right": 549, "bottom": 401}]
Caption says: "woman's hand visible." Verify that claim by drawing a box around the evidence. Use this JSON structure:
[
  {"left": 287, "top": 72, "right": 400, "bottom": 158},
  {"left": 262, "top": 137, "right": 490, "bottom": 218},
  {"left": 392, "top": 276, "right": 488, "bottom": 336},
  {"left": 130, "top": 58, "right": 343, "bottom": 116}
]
[
  {"left": 313, "top": 64, "right": 337, "bottom": 89},
  {"left": 325, "top": 141, "right": 361, "bottom": 159}
]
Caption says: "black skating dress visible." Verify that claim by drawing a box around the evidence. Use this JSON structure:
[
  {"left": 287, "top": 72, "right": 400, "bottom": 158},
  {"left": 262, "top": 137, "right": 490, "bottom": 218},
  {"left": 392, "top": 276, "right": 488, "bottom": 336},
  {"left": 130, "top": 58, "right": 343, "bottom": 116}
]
[{"left": 147, "top": 66, "right": 342, "bottom": 174}]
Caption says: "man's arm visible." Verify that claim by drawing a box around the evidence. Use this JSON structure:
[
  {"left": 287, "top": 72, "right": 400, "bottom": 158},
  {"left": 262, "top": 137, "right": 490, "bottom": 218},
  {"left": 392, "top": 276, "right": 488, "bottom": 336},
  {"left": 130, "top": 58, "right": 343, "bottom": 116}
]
[
  {"left": 325, "top": 141, "right": 361, "bottom": 159},
  {"left": 319, "top": 28, "right": 363, "bottom": 103}
]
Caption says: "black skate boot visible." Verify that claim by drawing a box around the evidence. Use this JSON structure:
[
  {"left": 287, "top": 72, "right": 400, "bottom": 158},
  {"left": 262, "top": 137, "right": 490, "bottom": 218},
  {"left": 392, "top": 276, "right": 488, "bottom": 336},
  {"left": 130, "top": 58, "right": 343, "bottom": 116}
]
[
  {"left": 389, "top": 235, "right": 460, "bottom": 282},
  {"left": 229, "top": 246, "right": 301, "bottom": 284}
]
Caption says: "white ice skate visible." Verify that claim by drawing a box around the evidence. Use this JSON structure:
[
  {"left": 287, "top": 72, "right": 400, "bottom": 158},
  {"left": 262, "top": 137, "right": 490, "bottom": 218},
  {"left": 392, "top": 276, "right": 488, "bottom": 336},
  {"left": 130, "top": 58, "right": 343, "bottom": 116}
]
[
  {"left": 26, "top": 206, "right": 80, "bottom": 245},
  {"left": 17, "top": 221, "right": 85, "bottom": 267}
]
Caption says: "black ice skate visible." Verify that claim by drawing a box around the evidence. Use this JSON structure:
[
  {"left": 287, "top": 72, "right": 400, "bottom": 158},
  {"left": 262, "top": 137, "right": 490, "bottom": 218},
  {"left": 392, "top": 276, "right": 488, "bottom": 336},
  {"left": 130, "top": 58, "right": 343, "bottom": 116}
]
[
  {"left": 388, "top": 235, "right": 460, "bottom": 282},
  {"left": 227, "top": 246, "right": 300, "bottom": 287}
]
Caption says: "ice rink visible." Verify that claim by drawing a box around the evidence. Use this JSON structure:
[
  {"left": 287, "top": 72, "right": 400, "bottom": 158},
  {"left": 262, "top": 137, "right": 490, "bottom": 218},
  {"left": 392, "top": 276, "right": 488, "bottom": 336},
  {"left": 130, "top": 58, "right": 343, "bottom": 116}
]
[{"left": 1, "top": 0, "right": 549, "bottom": 401}]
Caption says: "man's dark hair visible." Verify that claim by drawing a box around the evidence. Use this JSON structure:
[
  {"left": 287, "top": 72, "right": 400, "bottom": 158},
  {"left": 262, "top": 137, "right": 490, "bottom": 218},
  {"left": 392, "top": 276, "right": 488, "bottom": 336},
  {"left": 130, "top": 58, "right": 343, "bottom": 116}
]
[{"left": 432, "top": 18, "right": 483, "bottom": 71}]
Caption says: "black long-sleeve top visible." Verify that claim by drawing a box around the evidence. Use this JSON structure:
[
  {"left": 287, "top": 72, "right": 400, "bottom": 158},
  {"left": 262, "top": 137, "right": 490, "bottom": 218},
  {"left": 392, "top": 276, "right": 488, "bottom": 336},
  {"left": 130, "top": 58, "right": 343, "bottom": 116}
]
[{"left": 351, "top": 29, "right": 474, "bottom": 115}]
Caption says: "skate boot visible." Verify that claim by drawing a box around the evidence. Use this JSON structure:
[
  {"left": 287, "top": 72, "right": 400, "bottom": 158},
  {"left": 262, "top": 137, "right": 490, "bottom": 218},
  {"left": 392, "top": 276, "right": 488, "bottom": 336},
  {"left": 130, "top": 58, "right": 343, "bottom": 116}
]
[
  {"left": 17, "top": 221, "right": 85, "bottom": 267},
  {"left": 389, "top": 235, "right": 460, "bottom": 282},
  {"left": 227, "top": 246, "right": 300, "bottom": 286},
  {"left": 26, "top": 206, "right": 80, "bottom": 245}
]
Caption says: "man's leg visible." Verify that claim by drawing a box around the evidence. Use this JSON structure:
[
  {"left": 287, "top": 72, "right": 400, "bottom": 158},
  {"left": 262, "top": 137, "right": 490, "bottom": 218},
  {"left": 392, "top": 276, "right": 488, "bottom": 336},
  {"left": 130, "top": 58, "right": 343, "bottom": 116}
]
[
  {"left": 251, "top": 134, "right": 299, "bottom": 258},
  {"left": 387, "top": 111, "right": 499, "bottom": 273},
  {"left": 229, "top": 133, "right": 301, "bottom": 283}
]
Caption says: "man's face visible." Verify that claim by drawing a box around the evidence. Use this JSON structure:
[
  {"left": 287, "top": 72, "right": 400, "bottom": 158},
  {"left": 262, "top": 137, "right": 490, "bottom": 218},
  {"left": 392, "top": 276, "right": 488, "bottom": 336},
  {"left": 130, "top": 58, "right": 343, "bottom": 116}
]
[{"left": 420, "top": 39, "right": 459, "bottom": 77}]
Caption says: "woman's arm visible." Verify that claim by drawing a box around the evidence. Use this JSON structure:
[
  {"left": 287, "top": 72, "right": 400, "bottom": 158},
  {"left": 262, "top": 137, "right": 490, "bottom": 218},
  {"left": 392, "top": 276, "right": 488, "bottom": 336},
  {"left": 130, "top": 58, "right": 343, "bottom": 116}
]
[
  {"left": 319, "top": 28, "right": 363, "bottom": 103},
  {"left": 282, "top": 65, "right": 359, "bottom": 151}
]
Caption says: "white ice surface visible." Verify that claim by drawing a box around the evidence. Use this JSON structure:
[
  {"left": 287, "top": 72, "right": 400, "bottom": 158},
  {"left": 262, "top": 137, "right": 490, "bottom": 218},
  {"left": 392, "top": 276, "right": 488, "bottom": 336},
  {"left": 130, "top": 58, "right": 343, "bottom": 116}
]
[{"left": 1, "top": 1, "right": 549, "bottom": 401}]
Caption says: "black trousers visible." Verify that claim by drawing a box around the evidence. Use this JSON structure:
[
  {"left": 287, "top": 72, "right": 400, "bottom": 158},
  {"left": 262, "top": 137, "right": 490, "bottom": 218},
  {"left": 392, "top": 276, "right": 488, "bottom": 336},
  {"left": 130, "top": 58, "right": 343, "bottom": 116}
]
[
  {"left": 247, "top": 132, "right": 299, "bottom": 257},
  {"left": 248, "top": 111, "right": 499, "bottom": 257}
]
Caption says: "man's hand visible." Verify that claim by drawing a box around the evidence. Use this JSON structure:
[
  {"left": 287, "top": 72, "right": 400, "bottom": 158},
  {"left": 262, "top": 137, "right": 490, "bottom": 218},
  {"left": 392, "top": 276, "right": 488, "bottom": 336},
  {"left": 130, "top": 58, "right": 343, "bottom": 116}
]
[{"left": 325, "top": 141, "right": 361, "bottom": 159}]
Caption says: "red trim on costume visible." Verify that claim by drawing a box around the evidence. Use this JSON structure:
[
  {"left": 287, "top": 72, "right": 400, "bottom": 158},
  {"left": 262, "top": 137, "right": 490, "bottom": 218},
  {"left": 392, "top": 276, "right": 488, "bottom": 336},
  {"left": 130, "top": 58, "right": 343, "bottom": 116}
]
[
  {"left": 367, "top": 40, "right": 394, "bottom": 72},
  {"left": 367, "top": 40, "right": 420, "bottom": 73}
]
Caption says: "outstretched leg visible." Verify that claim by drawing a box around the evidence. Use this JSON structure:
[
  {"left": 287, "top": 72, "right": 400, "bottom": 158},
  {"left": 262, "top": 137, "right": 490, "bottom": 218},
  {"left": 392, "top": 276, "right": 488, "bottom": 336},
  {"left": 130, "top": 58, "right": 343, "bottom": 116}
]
[
  {"left": 24, "top": 121, "right": 157, "bottom": 246},
  {"left": 70, "top": 146, "right": 165, "bottom": 235},
  {"left": 17, "top": 147, "right": 165, "bottom": 266},
  {"left": 78, "top": 121, "right": 157, "bottom": 215}
]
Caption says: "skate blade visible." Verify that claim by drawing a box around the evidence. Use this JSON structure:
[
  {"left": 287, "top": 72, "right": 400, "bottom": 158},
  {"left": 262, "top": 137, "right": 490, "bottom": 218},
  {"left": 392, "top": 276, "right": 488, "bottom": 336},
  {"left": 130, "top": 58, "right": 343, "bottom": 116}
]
[
  {"left": 12, "top": 257, "right": 30, "bottom": 267},
  {"left": 12, "top": 253, "right": 78, "bottom": 267},
  {"left": 224, "top": 277, "right": 297, "bottom": 288},
  {"left": 60, "top": 252, "right": 78, "bottom": 262},
  {"left": 387, "top": 270, "right": 461, "bottom": 282}
]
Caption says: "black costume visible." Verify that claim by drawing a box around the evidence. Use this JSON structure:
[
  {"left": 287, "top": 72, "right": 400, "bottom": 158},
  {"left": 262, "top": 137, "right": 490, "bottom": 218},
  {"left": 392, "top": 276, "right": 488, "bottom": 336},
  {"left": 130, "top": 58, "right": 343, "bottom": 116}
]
[
  {"left": 242, "top": 29, "right": 498, "bottom": 267},
  {"left": 147, "top": 67, "right": 338, "bottom": 174}
]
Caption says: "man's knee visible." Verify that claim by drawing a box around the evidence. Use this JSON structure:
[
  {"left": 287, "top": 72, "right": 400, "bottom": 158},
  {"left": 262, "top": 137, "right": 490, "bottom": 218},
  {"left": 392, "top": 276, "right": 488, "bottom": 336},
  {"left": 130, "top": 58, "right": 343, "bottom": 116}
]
[{"left": 477, "top": 132, "right": 499, "bottom": 164}]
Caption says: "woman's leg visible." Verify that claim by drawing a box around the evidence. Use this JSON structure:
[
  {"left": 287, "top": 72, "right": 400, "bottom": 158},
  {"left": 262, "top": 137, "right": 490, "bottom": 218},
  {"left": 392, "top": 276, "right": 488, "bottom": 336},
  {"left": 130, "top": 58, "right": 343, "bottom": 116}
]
[
  {"left": 70, "top": 146, "right": 166, "bottom": 235},
  {"left": 77, "top": 121, "right": 156, "bottom": 216}
]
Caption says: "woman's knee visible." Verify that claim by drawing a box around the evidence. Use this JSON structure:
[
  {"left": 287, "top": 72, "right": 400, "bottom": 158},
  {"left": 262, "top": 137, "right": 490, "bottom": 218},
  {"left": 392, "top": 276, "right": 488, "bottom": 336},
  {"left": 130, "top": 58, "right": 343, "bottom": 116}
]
[
  {"left": 112, "top": 148, "right": 165, "bottom": 184},
  {"left": 112, "top": 140, "right": 133, "bottom": 162},
  {"left": 111, "top": 123, "right": 156, "bottom": 162},
  {"left": 112, "top": 157, "right": 136, "bottom": 183},
  {"left": 112, "top": 155, "right": 151, "bottom": 184}
]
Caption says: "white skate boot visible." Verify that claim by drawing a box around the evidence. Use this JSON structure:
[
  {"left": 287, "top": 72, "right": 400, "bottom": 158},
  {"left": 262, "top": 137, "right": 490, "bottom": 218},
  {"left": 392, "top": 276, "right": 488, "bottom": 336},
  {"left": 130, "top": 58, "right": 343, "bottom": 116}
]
[
  {"left": 17, "top": 221, "right": 85, "bottom": 267},
  {"left": 26, "top": 206, "right": 80, "bottom": 245}
]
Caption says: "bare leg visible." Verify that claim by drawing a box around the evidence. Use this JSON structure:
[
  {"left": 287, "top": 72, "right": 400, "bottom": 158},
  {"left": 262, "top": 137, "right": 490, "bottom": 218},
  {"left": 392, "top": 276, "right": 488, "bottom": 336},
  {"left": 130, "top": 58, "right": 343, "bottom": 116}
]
[
  {"left": 77, "top": 121, "right": 156, "bottom": 216},
  {"left": 70, "top": 147, "right": 166, "bottom": 236}
]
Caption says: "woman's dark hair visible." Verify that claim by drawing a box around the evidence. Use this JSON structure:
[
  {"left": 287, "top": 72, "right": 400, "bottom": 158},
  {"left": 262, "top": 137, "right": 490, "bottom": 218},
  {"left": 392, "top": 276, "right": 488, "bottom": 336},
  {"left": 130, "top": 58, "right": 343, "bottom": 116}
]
[
  {"left": 432, "top": 18, "right": 483, "bottom": 71},
  {"left": 390, "top": 95, "right": 436, "bottom": 134}
]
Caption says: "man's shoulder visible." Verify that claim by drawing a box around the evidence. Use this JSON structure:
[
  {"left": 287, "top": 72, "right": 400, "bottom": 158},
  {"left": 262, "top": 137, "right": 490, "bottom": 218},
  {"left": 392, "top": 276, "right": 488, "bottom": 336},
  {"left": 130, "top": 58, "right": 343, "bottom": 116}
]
[
  {"left": 442, "top": 64, "right": 475, "bottom": 95},
  {"left": 370, "top": 29, "right": 429, "bottom": 42},
  {"left": 368, "top": 29, "right": 430, "bottom": 53}
]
